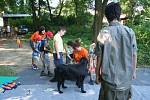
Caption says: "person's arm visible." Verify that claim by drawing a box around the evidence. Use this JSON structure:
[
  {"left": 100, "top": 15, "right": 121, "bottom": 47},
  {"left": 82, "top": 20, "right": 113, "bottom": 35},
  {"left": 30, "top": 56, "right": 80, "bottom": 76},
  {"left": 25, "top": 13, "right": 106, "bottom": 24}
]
[
  {"left": 95, "top": 29, "right": 107, "bottom": 84},
  {"left": 132, "top": 54, "right": 137, "bottom": 79},
  {"left": 132, "top": 32, "right": 137, "bottom": 79},
  {"left": 96, "top": 55, "right": 102, "bottom": 84}
]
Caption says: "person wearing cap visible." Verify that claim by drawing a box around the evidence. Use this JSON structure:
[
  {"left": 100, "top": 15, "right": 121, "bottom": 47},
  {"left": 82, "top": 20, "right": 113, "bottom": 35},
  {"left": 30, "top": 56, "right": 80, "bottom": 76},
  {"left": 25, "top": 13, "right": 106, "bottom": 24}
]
[
  {"left": 30, "top": 26, "right": 46, "bottom": 69},
  {"left": 95, "top": 2, "right": 137, "bottom": 100},
  {"left": 40, "top": 31, "right": 54, "bottom": 77}
]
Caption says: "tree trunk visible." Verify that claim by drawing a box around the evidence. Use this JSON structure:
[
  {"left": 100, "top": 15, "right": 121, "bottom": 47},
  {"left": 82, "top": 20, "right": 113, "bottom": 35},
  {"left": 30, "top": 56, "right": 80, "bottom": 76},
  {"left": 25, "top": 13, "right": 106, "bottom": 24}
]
[
  {"left": 73, "top": 0, "right": 78, "bottom": 17},
  {"left": 57, "top": 0, "right": 65, "bottom": 18},
  {"left": 46, "top": 0, "right": 52, "bottom": 20},
  {"left": 93, "top": 0, "right": 108, "bottom": 41},
  {"left": 31, "top": 0, "right": 37, "bottom": 31},
  {"left": 38, "top": 0, "right": 41, "bottom": 18},
  {"left": 73, "top": 0, "right": 79, "bottom": 24}
]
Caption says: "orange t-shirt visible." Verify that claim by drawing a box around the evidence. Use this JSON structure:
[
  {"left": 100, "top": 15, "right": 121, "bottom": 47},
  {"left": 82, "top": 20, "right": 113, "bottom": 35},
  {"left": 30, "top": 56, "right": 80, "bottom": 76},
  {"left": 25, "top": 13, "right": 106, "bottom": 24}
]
[
  {"left": 73, "top": 47, "right": 88, "bottom": 62},
  {"left": 30, "top": 31, "right": 45, "bottom": 42}
]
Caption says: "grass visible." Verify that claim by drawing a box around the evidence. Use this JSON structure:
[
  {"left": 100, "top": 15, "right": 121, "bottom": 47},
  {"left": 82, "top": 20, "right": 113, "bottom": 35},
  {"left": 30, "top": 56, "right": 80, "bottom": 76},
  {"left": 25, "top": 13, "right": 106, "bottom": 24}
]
[{"left": 0, "top": 66, "right": 17, "bottom": 76}]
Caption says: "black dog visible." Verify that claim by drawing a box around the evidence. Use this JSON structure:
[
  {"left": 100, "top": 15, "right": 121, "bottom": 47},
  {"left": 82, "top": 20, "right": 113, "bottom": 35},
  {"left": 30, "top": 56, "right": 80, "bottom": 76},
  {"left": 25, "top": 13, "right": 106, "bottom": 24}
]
[{"left": 55, "top": 57, "right": 88, "bottom": 93}]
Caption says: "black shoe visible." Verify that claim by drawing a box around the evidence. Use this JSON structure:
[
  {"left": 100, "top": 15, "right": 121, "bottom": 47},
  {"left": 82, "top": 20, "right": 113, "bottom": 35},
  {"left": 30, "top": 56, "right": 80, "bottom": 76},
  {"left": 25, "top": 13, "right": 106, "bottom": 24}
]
[
  {"left": 40, "top": 71, "right": 47, "bottom": 76},
  {"left": 49, "top": 77, "right": 56, "bottom": 82},
  {"left": 47, "top": 71, "right": 53, "bottom": 77}
]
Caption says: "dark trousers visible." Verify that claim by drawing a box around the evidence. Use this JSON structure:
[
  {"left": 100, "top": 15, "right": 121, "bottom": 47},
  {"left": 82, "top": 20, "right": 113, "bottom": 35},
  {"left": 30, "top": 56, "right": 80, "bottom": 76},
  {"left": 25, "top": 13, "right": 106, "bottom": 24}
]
[{"left": 99, "top": 81, "right": 131, "bottom": 100}]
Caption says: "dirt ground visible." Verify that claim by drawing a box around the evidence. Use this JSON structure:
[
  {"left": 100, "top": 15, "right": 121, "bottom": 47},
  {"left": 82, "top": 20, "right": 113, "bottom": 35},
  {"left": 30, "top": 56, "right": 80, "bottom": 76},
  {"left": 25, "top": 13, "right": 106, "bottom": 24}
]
[{"left": 0, "top": 38, "right": 54, "bottom": 73}]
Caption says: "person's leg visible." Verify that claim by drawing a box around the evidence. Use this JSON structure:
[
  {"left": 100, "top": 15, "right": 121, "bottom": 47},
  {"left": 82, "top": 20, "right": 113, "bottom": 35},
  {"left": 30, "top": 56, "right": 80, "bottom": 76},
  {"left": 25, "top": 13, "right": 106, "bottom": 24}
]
[
  {"left": 45, "top": 53, "right": 53, "bottom": 77},
  {"left": 30, "top": 41, "right": 35, "bottom": 69},
  {"left": 40, "top": 52, "right": 47, "bottom": 76},
  {"left": 50, "top": 52, "right": 63, "bottom": 82},
  {"left": 66, "top": 55, "right": 69, "bottom": 64},
  {"left": 98, "top": 82, "right": 115, "bottom": 100},
  {"left": 32, "top": 51, "right": 40, "bottom": 70},
  {"left": 88, "top": 73, "right": 94, "bottom": 85},
  {"left": 88, "top": 56, "right": 94, "bottom": 85},
  {"left": 32, "top": 56, "right": 37, "bottom": 70},
  {"left": 116, "top": 88, "right": 131, "bottom": 100},
  {"left": 50, "top": 53, "right": 58, "bottom": 82},
  {"left": 58, "top": 52, "right": 63, "bottom": 64}
]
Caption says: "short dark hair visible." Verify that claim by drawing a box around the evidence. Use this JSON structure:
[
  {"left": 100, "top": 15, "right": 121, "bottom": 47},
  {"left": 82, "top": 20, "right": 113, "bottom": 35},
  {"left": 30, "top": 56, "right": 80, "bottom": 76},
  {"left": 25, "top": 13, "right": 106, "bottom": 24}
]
[
  {"left": 105, "top": 2, "right": 121, "bottom": 22},
  {"left": 39, "top": 26, "right": 45, "bottom": 34},
  {"left": 72, "top": 39, "right": 81, "bottom": 49},
  {"left": 59, "top": 26, "right": 66, "bottom": 31}
]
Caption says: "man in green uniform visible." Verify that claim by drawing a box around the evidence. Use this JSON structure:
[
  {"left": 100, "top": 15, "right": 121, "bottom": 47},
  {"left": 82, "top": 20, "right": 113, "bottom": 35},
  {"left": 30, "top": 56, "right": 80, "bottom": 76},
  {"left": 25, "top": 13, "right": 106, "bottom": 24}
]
[{"left": 95, "top": 2, "right": 137, "bottom": 100}]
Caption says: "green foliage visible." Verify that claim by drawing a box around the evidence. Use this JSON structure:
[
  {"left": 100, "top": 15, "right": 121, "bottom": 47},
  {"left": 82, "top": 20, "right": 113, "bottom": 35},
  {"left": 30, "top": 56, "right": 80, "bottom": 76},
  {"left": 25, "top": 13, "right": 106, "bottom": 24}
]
[
  {"left": 9, "top": 17, "right": 33, "bottom": 30},
  {"left": 132, "top": 20, "right": 150, "bottom": 65},
  {"left": 63, "top": 25, "right": 93, "bottom": 49},
  {"left": 2, "top": 0, "right": 150, "bottom": 66}
]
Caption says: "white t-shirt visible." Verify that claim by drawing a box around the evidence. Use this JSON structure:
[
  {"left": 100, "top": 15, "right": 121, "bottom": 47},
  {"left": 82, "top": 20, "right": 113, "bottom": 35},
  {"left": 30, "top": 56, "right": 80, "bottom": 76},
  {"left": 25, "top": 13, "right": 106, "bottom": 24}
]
[{"left": 53, "top": 33, "right": 64, "bottom": 53}]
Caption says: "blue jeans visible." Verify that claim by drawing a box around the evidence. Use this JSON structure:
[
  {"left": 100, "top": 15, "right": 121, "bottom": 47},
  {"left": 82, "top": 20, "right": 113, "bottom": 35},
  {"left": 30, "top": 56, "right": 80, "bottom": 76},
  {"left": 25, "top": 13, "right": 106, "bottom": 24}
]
[{"left": 53, "top": 52, "right": 63, "bottom": 67}]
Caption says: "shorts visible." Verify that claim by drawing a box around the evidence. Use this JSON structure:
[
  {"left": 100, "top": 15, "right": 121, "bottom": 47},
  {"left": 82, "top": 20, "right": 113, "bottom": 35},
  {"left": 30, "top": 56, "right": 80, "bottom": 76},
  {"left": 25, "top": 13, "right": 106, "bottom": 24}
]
[
  {"left": 32, "top": 52, "right": 40, "bottom": 61},
  {"left": 44, "top": 53, "right": 50, "bottom": 66}
]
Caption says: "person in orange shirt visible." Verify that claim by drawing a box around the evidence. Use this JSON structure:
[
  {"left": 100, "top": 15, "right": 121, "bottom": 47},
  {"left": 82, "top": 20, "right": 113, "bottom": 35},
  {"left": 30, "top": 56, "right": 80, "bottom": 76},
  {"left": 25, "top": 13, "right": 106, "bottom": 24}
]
[
  {"left": 72, "top": 39, "right": 88, "bottom": 63},
  {"left": 30, "top": 26, "right": 46, "bottom": 69},
  {"left": 30, "top": 26, "right": 46, "bottom": 50}
]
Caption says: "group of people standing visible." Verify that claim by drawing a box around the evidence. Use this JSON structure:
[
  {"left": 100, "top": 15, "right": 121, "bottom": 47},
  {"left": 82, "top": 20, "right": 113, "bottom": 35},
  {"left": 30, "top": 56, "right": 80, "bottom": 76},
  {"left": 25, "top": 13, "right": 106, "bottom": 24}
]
[
  {"left": 30, "top": 26, "right": 54, "bottom": 76},
  {"left": 29, "top": 26, "right": 96, "bottom": 83},
  {"left": 29, "top": 2, "right": 137, "bottom": 100}
]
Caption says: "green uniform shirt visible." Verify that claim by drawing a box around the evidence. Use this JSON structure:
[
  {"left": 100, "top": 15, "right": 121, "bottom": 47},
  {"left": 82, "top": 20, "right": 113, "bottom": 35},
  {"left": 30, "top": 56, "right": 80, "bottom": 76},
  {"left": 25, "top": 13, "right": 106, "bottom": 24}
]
[{"left": 96, "top": 21, "right": 137, "bottom": 90}]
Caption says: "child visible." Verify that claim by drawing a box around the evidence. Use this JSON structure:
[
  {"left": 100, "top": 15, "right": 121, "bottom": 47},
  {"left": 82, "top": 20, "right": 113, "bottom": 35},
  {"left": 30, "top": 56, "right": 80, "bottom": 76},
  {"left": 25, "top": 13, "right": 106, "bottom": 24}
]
[
  {"left": 65, "top": 41, "right": 74, "bottom": 64},
  {"left": 40, "top": 31, "right": 53, "bottom": 77},
  {"left": 88, "top": 41, "right": 96, "bottom": 85},
  {"left": 16, "top": 36, "right": 22, "bottom": 48},
  {"left": 32, "top": 36, "right": 42, "bottom": 70}
]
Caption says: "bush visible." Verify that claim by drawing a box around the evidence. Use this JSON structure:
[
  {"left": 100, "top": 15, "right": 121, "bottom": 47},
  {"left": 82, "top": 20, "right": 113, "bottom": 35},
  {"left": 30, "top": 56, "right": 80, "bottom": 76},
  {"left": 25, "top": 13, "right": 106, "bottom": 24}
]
[{"left": 132, "top": 20, "right": 150, "bottom": 66}]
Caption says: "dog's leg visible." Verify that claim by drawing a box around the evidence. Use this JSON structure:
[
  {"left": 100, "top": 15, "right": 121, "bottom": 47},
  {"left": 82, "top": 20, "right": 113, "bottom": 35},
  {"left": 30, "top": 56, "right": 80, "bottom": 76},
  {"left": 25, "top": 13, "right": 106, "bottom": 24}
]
[
  {"left": 80, "top": 76, "right": 86, "bottom": 93},
  {"left": 57, "top": 81, "right": 63, "bottom": 93},
  {"left": 76, "top": 80, "right": 80, "bottom": 88},
  {"left": 62, "top": 80, "right": 67, "bottom": 89}
]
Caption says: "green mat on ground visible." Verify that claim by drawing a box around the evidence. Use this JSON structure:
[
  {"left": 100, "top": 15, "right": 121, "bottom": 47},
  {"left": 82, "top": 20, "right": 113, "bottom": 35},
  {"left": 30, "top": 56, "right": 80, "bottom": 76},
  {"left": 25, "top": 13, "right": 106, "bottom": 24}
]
[{"left": 0, "top": 76, "right": 18, "bottom": 87}]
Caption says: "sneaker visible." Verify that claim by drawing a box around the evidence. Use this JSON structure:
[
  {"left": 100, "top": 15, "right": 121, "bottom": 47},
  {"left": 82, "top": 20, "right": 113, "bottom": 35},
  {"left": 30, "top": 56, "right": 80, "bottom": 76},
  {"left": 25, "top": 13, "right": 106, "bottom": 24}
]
[
  {"left": 34, "top": 64, "right": 39, "bottom": 69},
  {"left": 32, "top": 66, "right": 36, "bottom": 70},
  {"left": 32, "top": 64, "right": 38, "bottom": 70},
  {"left": 49, "top": 77, "right": 56, "bottom": 82},
  {"left": 40, "top": 71, "right": 47, "bottom": 76},
  {"left": 47, "top": 71, "right": 53, "bottom": 77}
]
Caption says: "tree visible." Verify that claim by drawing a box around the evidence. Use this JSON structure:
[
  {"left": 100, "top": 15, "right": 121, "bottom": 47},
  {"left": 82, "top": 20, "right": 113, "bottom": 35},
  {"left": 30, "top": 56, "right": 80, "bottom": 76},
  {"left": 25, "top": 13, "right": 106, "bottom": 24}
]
[
  {"left": 93, "top": 0, "right": 108, "bottom": 41},
  {"left": 29, "top": 0, "right": 38, "bottom": 31},
  {"left": 46, "top": 0, "right": 52, "bottom": 20},
  {"left": 57, "top": 0, "right": 65, "bottom": 18}
]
